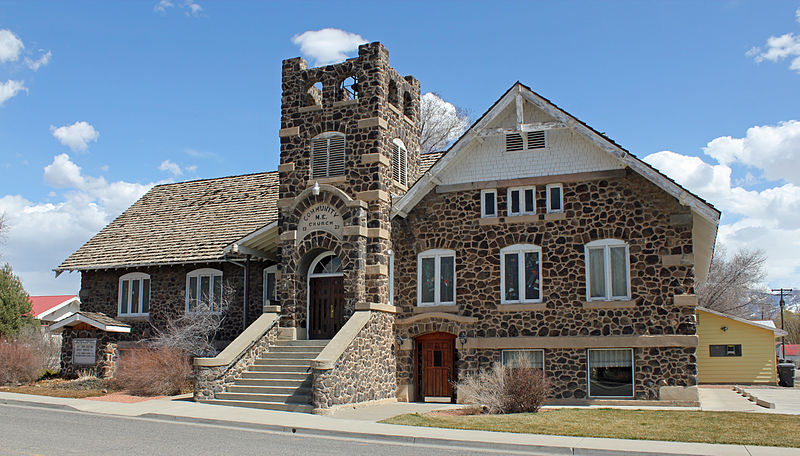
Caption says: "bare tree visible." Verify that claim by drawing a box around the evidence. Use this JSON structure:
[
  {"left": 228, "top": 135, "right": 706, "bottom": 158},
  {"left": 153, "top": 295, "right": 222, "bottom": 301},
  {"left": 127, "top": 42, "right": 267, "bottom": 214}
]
[
  {"left": 149, "top": 286, "right": 233, "bottom": 357},
  {"left": 420, "top": 92, "right": 469, "bottom": 154},
  {"left": 784, "top": 311, "right": 800, "bottom": 344},
  {"left": 696, "top": 244, "right": 768, "bottom": 317}
]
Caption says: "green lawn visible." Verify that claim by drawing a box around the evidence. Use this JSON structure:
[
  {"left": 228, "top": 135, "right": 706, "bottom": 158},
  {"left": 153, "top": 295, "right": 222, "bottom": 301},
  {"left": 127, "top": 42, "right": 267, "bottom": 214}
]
[{"left": 380, "top": 409, "right": 800, "bottom": 448}]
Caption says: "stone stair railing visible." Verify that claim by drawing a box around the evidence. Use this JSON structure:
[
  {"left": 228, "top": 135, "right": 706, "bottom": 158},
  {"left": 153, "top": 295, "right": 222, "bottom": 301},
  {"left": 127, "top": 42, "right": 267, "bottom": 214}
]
[
  {"left": 310, "top": 303, "right": 397, "bottom": 414},
  {"left": 193, "top": 310, "right": 280, "bottom": 401}
]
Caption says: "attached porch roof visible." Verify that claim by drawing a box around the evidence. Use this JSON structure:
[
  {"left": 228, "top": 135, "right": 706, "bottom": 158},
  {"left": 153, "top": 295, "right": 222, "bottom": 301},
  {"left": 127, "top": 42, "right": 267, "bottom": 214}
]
[{"left": 48, "top": 312, "right": 131, "bottom": 333}]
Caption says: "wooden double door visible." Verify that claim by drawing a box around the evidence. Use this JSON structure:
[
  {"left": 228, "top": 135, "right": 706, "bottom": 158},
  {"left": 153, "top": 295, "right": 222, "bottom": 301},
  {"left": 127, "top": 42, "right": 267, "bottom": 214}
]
[
  {"left": 415, "top": 333, "right": 456, "bottom": 401},
  {"left": 309, "top": 276, "right": 344, "bottom": 339}
]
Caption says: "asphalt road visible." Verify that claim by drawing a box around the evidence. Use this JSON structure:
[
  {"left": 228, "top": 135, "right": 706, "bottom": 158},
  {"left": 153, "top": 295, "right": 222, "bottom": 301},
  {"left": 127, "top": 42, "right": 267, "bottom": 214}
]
[{"left": 0, "top": 403, "right": 537, "bottom": 456}]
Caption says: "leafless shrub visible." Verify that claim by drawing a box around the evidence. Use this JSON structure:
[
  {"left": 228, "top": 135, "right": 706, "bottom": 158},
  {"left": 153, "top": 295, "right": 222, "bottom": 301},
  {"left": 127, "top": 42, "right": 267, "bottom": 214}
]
[
  {"left": 0, "top": 326, "right": 50, "bottom": 385},
  {"left": 149, "top": 288, "right": 232, "bottom": 358},
  {"left": 696, "top": 244, "right": 768, "bottom": 317},
  {"left": 114, "top": 347, "right": 191, "bottom": 396},
  {"left": 455, "top": 359, "right": 550, "bottom": 414},
  {"left": 420, "top": 92, "right": 469, "bottom": 154}
]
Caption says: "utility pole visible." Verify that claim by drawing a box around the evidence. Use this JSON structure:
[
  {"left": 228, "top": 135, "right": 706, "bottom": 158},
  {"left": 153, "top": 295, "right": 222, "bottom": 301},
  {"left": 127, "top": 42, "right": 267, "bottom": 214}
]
[{"left": 771, "top": 288, "right": 793, "bottom": 360}]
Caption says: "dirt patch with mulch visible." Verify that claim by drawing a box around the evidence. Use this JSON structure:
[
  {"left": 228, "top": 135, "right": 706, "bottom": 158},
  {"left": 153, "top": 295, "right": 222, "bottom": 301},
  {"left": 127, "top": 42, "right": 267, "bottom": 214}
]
[
  {"left": 84, "top": 392, "right": 166, "bottom": 403},
  {"left": 0, "top": 377, "right": 115, "bottom": 399}
]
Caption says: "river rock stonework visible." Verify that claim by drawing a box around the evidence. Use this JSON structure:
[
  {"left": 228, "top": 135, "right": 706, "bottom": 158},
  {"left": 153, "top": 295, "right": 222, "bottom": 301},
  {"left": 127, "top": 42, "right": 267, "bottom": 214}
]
[
  {"left": 391, "top": 170, "right": 698, "bottom": 400},
  {"left": 311, "top": 312, "right": 396, "bottom": 410},
  {"left": 60, "top": 328, "right": 121, "bottom": 379}
]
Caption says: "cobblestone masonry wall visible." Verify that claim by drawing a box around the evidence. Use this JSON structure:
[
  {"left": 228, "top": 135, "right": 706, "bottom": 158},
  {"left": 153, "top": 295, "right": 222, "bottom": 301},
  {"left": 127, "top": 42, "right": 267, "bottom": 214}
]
[
  {"left": 193, "top": 316, "right": 280, "bottom": 401},
  {"left": 312, "top": 312, "right": 396, "bottom": 409},
  {"left": 78, "top": 261, "right": 272, "bottom": 345},
  {"left": 392, "top": 171, "right": 697, "bottom": 399},
  {"left": 60, "top": 328, "right": 121, "bottom": 379}
]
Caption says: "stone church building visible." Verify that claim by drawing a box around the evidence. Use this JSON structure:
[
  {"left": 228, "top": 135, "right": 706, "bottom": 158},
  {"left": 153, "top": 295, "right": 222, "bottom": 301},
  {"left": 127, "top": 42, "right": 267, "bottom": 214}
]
[{"left": 56, "top": 42, "right": 719, "bottom": 413}]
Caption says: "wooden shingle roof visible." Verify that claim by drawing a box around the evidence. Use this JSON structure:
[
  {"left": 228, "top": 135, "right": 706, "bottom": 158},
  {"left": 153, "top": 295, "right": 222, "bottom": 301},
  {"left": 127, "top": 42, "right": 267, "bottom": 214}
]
[{"left": 57, "top": 172, "right": 279, "bottom": 271}]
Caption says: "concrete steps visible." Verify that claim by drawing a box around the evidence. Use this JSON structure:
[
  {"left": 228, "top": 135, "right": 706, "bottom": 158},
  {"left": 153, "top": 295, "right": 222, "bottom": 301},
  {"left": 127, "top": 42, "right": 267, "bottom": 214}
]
[{"left": 200, "top": 339, "right": 329, "bottom": 413}]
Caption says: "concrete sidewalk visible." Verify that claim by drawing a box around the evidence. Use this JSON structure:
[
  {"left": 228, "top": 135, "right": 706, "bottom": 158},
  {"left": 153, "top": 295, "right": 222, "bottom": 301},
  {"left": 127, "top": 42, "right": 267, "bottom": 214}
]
[{"left": 0, "top": 391, "right": 797, "bottom": 456}]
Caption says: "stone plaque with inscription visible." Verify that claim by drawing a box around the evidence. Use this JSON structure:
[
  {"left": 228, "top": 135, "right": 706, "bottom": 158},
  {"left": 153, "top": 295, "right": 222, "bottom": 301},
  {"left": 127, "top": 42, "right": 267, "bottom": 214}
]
[
  {"left": 73, "top": 338, "right": 97, "bottom": 365},
  {"left": 298, "top": 203, "right": 343, "bottom": 240}
]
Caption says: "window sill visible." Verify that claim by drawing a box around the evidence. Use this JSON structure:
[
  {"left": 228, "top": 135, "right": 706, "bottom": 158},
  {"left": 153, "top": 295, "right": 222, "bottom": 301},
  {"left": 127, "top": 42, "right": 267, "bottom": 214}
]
[
  {"left": 393, "top": 181, "right": 409, "bottom": 192},
  {"left": 504, "top": 214, "right": 540, "bottom": 224},
  {"left": 332, "top": 99, "right": 359, "bottom": 108},
  {"left": 413, "top": 305, "right": 459, "bottom": 314},
  {"left": 479, "top": 216, "right": 500, "bottom": 226},
  {"left": 306, "top": 176, "right": 346, "bottom": 185},
  {"left": 116, "top": 315, "right": 150, "bottom": 322},
  {"left": 497, "top": 303, "right": 546, "bottom": 312},
  {"left": 544, "top": 212, "right": 566, "bottom": 221},
  {"left": 582, "top": 300, "right": 636, "bottom": 309},
  {"left": 387, "top": 103, "right": 402, "bottom": 116},
  {"left": 298, "top": 104, "right": 322, "bottom": 113}
]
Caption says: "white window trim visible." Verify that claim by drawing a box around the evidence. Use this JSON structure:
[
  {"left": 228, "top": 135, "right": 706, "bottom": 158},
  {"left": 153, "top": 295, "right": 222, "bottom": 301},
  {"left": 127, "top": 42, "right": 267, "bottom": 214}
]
[
  {"left": 417, "top": 249, "right": 456, "bottom": 307},
  {"left": 186, "top": 268, "right": 224, "bottom": 314},
  {"left": 501, "top": 349, "right": 545, "bottom": 371},
  {"left": 500, "top": 244, "right": 543, "bottom": 304},
  {"left": 587, "top": 348, "right": 635, "bottom": 399},
  {"left": 545, "top": 183, "right": 563, "bottom": 213},
  {"left": 263, "top": 265, "right": 278, "bottom": 306},
  {"left": 480, "top": 189, "right": 497, "bottom": 218},
  {"left": 391, "top": 138, "right": 408, "bottom": 187},
  {"left": 118, "top": 272, "right": 150, "bottom": 317},
  {"left": 507, "top": 186, "right": 536, "bottom": 216},
  {"left": 584, "top": 239, "right": 631, "bottom": 301}
]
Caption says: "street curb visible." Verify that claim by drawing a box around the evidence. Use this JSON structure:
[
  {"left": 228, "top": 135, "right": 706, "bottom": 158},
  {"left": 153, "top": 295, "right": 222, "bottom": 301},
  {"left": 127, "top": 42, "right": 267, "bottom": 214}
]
[
  {"left": 140, "top": 413, "right": 704, "bottom": 456},
  {"left": 0, "top": 397, "right": 78, "bottom": 412}
]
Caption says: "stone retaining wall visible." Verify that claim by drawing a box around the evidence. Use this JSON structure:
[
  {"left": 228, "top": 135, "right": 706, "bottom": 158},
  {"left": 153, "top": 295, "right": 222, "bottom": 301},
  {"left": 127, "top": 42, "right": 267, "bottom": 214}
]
[
  {"left": 312, "top": 312, "right": 396, "bottom": 410},
  {"left": 193, "top": 316, "right": 280, "bottom": 401}
]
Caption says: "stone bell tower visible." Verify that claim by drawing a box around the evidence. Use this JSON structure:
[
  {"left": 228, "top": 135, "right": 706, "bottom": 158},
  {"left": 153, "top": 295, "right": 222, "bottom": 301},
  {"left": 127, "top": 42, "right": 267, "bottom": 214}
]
[{"left": 276, "top": 42, "right": 421, "bottom": 339}]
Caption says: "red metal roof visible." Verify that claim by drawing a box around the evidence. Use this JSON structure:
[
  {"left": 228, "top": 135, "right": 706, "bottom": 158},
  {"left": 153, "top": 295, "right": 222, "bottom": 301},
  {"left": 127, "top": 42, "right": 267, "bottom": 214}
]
[
  {"left": 778, "top": 344, "right": 800, "bottom": 357},
  {"left": 29, "top": 295, "right": 77, "bottom": 318}
]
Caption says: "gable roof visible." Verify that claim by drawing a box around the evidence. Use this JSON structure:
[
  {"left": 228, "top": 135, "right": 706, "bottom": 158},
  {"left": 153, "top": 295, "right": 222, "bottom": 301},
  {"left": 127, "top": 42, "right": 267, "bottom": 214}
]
[
  {"left": 30, "top": 295, "right": 79, "bottom": 319},
  {"left": 56, "top": 172, "right": 279, "bottom": 271},
  {"left": 394, "top": 82, "right": 719, "bottom": 223},
  {"left": 48, "top": 311, "right": 131, "bottom": 333},
  {"left": 697, "top": 307, "right": 788, "bottom": 336}
]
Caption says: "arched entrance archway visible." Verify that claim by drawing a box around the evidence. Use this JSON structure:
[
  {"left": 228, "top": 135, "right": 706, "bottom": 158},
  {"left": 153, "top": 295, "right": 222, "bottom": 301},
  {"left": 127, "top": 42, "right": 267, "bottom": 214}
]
[{"left": 307, "top": 251, "right": 344, "bottom": 339}]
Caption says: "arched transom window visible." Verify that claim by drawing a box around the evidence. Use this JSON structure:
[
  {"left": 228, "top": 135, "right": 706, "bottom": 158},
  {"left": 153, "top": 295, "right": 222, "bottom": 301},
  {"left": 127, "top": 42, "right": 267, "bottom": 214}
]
[
  {"left": 186, "top": 268, "right": 223, "bottom": 314},
  {"left": 118, "top": 272, "right": 150, "bottom": 317}
]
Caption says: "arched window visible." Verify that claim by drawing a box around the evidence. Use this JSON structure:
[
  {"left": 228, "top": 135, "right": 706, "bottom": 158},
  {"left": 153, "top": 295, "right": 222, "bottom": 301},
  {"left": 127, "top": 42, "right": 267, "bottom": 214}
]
[
  {"left": 417, "top": 249, "right": 456, "bottom": 306},
  {"left": 388, "top": 80, "right": 399, "bottom": 107},
  {"left": 500, "top": 244, "right": 543, "bottom": 304},
  {"left": 186, "top": 268, "right": 223, "bottom": 314},
  {"left": 118, "top": 272, "right": 150, "bottom": 317},
  {"left": 310, "top": 132, "right": 346, "bottom": 179},
  {"left": 391, "top": 138, "right": 407, "bottom": 187},
  {"left": 305, "top": 81, "right": 322, "bottom": 107},
  {"left": 584, "top": 239, "right": 631, "bottom": 301},
  {"left": 339, "top": 76, "right": 359, "bottom": 101},
  {"left": 403, "top": 92, "right": 415, "bottom": 119},
  {"left": 310, "top": 252, "right": 342, "bottom": 275}
]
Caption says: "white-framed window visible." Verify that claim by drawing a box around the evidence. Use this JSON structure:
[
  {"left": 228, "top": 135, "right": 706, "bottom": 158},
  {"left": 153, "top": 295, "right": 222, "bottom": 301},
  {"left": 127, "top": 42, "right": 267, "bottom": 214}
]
[
  {"left": 186, "top": 268, "right": 223, "bottom": 314},
  {"left": 507, "top": 186, "right": 536, "bottom": 216},
  {"left": 545, "top": 183, "right": 563, "bottom": 213},
  {"left": 417, "top": 249, "right": 456, "bottom": 306},
  {"left": 500, "top": 244, "right": 543, "bottom": 303},
  {"left": 118, "top": 272, "right": 150, "bottom": 317},
  {"left": 588, "top": 348, "right": 634, "bottom": 398},
  {"left": 388, "top": 249, "right": 395, "bottom": 306},
  {"left": 310, "top": 132, "right": 345, "bottom": 179},
  {"left": 502, "top": 349, "right": 545, "bottom": 370},
  {"left": 481, "top": 189, "right": 497, "bottom": 218},
  {"left": 391, "top": 138, "right": 408, "bottom": 187},
  {"left": 584, "top": 239, "right": 631, "bottom": 301},
  {"left": 263, "top": 265, "right": 278, "bottom": 306}
]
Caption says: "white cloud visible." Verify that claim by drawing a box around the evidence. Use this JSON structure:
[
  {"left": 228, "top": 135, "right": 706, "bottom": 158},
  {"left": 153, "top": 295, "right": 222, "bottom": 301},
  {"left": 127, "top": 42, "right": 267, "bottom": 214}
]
[
  {"left": 291, "top": 29, "right": 367, "bottom": 66},
  {"left": 159, "top": 159, "right": 182, "bottom": 176},
  {"left": 25, "top": 50, "right": 51, "bottom": 71},
  {"left": 154, "top": 0, "right": 202, "bottom": 16},
  {"left": 748, "top": 10, "right": 800, "bottom": 74},
  {"left": 643, "top": 122, "right": 800, "bottom": 285},
  {"left": 0, "top": 154, "right": 157, "bottom": 294},
  {"left": 0, "top": 80, "right": 26, "bottom": 106},
  {"left": 0, "top": 29, "right": 24, "bottom": 63},
  {"left": 50, "top": 121, "right": 100, "bottom": 152},
  {"left": 703, "top": 120, "right": 800, "bottom": 185},
  {"left": 797, "top": 7, "right": 800, "bottom": 23}
]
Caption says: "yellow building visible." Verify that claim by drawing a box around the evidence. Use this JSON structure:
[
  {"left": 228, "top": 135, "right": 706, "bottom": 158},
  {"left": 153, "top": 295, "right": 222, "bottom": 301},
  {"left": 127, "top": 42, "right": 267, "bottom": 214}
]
[{"left": 696, "top": 307, "right": 787, "bottom": 384}]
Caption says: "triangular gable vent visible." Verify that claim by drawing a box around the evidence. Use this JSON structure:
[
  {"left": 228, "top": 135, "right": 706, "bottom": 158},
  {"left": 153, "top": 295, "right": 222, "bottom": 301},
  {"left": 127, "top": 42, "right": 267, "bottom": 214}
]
[
  {"left": 505, "top": 133, "right": 523, "bottom": 152},
  {"left": 527, "top": 131, "right": 545, "bottom": 149}
]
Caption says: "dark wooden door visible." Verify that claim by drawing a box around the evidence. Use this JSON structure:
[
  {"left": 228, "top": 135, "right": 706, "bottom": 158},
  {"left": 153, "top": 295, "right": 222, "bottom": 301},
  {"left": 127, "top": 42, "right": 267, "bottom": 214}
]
[
  {"left": 309, "top": 276, "right": 344, "bottom": 339},
  {"left": 415, "top": 333, "right": 456, "bottom": 400}
]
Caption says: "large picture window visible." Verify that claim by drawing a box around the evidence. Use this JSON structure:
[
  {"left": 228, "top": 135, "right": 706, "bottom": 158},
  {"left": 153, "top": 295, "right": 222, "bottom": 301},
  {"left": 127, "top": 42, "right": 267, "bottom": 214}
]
[
  {"left": 588, "top": 348, "right": 634, "bottom": 397},
  {"left": 417, "top": 249, "right": 456, "bottom": 306},
  {"left": 118, "top": 272, "right": 150, "bottom": 317},
  {"left": 500, "top": 244, "right": 542, "bottom": 303},
  {"left": 310, "top": 132, "right": 345, "bottom": 179},
  {"left": 502, "top": 349, "right": 544, "bottom": 370},
  {"left": 186, "top": 268, "right": 223, "bottom": 314},
  {"left": 585, "top": 239, "right": 630, "bottom": 301}
]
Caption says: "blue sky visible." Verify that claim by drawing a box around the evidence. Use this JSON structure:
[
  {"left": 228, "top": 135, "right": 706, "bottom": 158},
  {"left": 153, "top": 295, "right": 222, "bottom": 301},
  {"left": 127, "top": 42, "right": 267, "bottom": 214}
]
[{"left": 1, "top": 1, "right": 799, "bottom": 295}]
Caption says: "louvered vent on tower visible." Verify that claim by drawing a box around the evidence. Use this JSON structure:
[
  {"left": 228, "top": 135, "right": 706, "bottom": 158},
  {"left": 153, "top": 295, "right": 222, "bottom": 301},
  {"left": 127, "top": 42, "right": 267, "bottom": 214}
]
[
  {"left": 391, "top": 139, "right": 408, "bottom": 187},
  {"left": 310, "top": 133, "right": 346, "bottom": 178}
]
